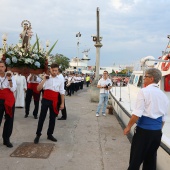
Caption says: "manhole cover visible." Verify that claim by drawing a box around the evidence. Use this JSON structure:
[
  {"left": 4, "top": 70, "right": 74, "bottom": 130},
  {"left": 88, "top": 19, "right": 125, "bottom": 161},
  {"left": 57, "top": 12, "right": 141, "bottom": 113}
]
[{"left": 10, "top": 142, "right": 55, "bottom": 159}]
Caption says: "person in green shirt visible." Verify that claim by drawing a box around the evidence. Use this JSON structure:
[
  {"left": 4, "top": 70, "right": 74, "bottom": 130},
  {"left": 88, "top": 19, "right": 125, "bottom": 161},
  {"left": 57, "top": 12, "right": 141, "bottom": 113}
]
[{"left": 86, "top": 75, "right": 90, "bottom": 87}]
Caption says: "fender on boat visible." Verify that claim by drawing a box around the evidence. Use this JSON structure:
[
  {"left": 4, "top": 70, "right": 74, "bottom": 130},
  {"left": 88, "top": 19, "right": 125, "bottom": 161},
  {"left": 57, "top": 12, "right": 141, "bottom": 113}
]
[{"left": 161, "top": 54, "right": 170, "bottom": 71}]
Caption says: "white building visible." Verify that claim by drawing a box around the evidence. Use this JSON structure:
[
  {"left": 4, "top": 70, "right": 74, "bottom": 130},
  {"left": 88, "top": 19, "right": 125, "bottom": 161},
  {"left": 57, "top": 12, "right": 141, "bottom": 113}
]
[
  {"left": 99, "top": 65, "right": 133, "bottom": 74},
  {"left": 99, "top": 66, "right": 124, "bottom": 74}
]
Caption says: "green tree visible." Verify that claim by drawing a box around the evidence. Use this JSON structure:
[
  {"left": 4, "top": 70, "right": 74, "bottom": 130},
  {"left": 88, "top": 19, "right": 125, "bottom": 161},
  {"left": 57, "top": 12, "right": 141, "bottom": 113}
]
[
  {"left": 53, "top": 54, "right": 70, "bottom": 71},
  {"left": 112, "top": 69, "right": 116, "bottom": 74},
  {"left": 118, "top": 69, "right": 128, "bottom": 74}
]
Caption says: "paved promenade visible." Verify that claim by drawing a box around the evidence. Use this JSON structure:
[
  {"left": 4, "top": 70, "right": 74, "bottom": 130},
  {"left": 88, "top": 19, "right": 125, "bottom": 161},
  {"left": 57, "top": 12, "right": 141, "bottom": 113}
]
[{"left": 0, "top": 86, "right": 130, "bottom": 170}]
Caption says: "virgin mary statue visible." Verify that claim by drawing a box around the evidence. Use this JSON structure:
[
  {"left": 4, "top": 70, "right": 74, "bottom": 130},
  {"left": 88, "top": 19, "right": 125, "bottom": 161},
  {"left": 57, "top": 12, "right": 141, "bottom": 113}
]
[{"left": 20, "top": 20, "right": 33, "bottom": 50}]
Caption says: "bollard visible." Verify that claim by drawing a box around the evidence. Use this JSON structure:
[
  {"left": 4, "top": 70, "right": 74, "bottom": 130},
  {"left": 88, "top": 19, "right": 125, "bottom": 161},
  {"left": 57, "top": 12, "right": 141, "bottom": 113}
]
[{"left": 107, "top": 105, "right": 113, "bottom": 115}]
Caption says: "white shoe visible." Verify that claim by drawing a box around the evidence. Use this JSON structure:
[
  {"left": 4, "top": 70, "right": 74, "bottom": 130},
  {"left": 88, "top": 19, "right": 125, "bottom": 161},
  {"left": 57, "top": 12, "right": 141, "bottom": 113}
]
[
  {"left": 96, "top": 114, "right": 99, "bottom": 117},
  {"left": 102, "top": 113, "right": 106, "bottom": 116}
]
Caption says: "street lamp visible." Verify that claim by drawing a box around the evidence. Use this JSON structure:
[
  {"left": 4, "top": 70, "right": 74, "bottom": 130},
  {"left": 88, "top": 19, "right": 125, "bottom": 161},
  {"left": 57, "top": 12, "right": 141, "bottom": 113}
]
[
  {"left": 76, "top": 32, "right": 81, "bottom": 71},
  {"left": 91, "top": 7, "right": 103, "bottom": 81}
]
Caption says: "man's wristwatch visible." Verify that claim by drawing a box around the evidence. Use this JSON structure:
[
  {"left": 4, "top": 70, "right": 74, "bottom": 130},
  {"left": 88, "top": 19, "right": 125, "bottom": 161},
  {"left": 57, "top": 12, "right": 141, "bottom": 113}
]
[{"left": 8, "top": 79, "right": 12, "bottom": 81}]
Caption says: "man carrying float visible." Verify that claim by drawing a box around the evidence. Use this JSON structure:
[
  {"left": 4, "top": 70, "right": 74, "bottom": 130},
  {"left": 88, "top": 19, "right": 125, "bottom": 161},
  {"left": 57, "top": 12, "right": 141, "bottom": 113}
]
[
  {"left": 34, "top": 63, "right": 65, "bottom": 144},
  {"left": 0, "top": 61, "right": 17, "bottom": 148},
  {"left": 25, "top": 74, "right": 42, "bottom": 119}
]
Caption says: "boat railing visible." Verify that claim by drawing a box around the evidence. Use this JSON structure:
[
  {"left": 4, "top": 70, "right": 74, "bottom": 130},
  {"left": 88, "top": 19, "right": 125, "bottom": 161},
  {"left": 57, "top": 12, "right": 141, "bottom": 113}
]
[{"left": 142, "top": 58, "right": 170, "bottom": 87}]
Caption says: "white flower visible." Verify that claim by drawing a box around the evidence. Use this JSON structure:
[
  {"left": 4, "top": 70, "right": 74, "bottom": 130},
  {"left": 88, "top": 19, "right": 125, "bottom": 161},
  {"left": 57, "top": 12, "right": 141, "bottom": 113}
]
[
  {"left": 34, "top": 61, "right": 40, "bottom": 68},
  {"left": 19, "top": 52, "right": 23, "bottom": 56},
  {"left": 5, "top": 58, "right": 11, "bottom": 65},
  {"left": 12, "top": 56, "right": 17, "bottom": 63},
  {"left": 32, "top": 54, "right": 39, "bottom": 60},
  {"left": 24, "top": 58, "right": 34, "bottom": 64},
  {"left": 21, "top": 48, "right": 25, "bottom": 53}
]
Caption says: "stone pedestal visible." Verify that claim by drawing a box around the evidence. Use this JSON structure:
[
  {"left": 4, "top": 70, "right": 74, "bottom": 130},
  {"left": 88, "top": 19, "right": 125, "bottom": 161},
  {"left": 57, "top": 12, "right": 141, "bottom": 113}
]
[{"left": 90, "top": 79, "right": 100, "bottom": 102}]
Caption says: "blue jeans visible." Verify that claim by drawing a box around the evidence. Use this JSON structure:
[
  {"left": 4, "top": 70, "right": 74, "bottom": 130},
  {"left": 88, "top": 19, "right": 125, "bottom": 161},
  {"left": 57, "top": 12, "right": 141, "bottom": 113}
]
[{"left": 96, "top": 93, "right": 109, "bottom": 114}]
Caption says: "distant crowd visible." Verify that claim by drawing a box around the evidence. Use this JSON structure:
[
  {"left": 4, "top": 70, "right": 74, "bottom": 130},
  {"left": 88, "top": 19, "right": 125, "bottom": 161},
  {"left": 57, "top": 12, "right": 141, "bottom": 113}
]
[{"left": 63, "top": 73, "right": 92, "bottom": 96}]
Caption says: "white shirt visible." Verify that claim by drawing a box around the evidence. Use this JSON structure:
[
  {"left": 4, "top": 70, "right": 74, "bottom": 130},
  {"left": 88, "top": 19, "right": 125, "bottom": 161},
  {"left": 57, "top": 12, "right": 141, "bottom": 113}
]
[
  {"left": 64, "top": 76, "right": 68, "bottom": 82},
  {"left": 133, "top": 83, "right": 169, "bottom": 121},
  {"left": 58, "top": 73, "right": 65, "bottom": 83},
  {"left": 81, "top": 77, "right": 84, "bottom": 81},
  {"left": 68, "top": 76, "right": 73, "bottom": 82},
  {"left": 77, "top": 76, "right": 82, "bottom": 82},
  {"left": 73, "top": 76, "right": 77, "bottom": 83},
  {"left": 97, "top": 77, "right": 112, "bottom": 94},
  {"left": 43, "top": 75, "right": 65, "bottom": 95},
  {"left": 27, "top": 74, "right": 41, "bottom": 83},
  {"left": 0, "top": 74, "right": 17, "bottom": 92}
]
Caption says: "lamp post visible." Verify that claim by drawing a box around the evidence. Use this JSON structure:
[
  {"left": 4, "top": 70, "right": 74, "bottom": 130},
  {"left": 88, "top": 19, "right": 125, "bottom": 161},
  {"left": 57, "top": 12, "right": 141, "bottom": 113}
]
[
  {"left": 92, "top": 7, "right": 103, "bottom": 81},
  {"left": 90, "top": 7, "right": 103, "bottom": 103},
  {"left": 76, "top": 32, "right": 81, "bottom": 71}
]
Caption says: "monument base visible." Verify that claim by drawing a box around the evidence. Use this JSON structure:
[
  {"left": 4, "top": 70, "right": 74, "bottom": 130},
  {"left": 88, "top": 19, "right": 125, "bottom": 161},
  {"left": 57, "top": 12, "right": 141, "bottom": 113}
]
[{"left": 90, "top": 80, "right": 100, "bottom": 102}]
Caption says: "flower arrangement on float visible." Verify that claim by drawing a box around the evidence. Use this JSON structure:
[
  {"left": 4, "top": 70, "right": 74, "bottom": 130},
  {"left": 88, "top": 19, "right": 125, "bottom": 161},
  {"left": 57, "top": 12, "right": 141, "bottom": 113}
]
[
  {"left": 4, "top": 44, "right": 46, "bottom": 69},
  {"left": 1, "top": 20, "right": 57, "bottom": 76},
  {"left": 2, "top": 35, "right": 57, "bottom": 75}
]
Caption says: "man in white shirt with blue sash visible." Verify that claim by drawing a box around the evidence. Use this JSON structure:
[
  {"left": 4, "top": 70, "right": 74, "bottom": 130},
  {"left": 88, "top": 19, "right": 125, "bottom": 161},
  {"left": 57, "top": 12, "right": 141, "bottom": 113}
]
[{"left": 124, "top": 68, "right": 169, "bottom": 170}]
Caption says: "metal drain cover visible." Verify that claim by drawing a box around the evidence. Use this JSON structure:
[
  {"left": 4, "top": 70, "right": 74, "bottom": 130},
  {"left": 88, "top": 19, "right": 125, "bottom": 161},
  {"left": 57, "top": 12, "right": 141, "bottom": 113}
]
[{"left": 10, "top": 142, "right": 55, "bottom": 159}]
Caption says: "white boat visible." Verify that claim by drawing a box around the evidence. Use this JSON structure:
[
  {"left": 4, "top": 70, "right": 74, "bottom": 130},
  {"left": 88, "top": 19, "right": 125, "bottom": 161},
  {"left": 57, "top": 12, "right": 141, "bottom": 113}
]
[
  {"left": 66, "top": 49, "right": 94, "bottom": 74},
  {"left": 110, "top": 53, "right": 170, "bottom": 169}
]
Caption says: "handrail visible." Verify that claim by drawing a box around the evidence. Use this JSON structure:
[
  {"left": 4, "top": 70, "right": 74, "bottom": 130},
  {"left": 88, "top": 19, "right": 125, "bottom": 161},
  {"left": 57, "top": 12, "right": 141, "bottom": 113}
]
[
  {"left": 143, "top": 58, "right": 170, "bottom": 63},
  {"left": 142, "top": 58, "right": 170, "bottom": 87}
]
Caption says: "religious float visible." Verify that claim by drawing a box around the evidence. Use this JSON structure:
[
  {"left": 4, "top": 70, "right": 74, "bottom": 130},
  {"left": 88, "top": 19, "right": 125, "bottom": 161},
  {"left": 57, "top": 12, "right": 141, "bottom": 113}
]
[{"left": 0, "top": 20, "right": 57, "bottom": 76}]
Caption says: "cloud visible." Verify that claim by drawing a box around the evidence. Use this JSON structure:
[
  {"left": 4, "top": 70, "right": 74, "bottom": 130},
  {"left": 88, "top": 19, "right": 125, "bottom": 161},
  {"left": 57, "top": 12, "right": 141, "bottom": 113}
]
[
  {"left": 0, "top": 0, "right": 170, "bottom": 67},
  {"left": 110, "top": 0, "right": 140, "bottom": 12}
]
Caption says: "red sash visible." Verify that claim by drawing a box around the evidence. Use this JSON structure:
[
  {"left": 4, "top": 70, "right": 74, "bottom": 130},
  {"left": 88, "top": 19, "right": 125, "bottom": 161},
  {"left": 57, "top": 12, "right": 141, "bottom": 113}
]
[
  {"left": 27, "top": 83, "right": 40, "bottom": 101},
  {"left": 0, "top": 88, "right": 15, "bottom": 117},
  {"left": 43, "top": 90, "right": 59, "bottom": 115},
  {"left": 27, "top": 83, "right": 39, "bottom": 93}
]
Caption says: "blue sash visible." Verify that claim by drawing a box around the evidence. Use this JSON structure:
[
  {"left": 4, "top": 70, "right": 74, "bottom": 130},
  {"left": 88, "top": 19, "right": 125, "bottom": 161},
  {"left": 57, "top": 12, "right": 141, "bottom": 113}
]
[{"left": 137, "top": 116, "right": 162, "bottom": 130}]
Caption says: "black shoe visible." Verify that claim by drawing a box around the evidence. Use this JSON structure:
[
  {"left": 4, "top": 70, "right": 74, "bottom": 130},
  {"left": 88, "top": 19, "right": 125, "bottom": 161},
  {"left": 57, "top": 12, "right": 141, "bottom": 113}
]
[
  {"left": 47, "top": 135, "right": 57, "bottom": 142},
  {"left": 58, "top": 117, "right": 66, "bottom": 120},
  {"left": 34, "top": 136, "right": 40, "bottom": 144},
  {"left": 3, "top": 141, "right": 13, "bottom": 148},
  {"left": 34, "top": 115, "right": 38, "bottom": 119},
  {"left": 24, "top": 114, "right": 28, "bottom": 118}
]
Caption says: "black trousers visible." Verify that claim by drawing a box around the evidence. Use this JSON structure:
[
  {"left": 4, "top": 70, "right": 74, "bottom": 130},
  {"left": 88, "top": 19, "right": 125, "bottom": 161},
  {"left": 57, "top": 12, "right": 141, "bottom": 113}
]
[
  {"left": 75, "top": 83, "right": 78, "bottom": 92},
  {"left": 78, "top": 82, "right": 81, "bottom": 90},
  {"left": 64, "top": 82, "right": 67, "bottom": 90},
  {"left": 80, "top": 81, "right": 83, "bottom": 89},
  {"left": 57, "top": 94, "right": 67, "bottom": 119},
  {"left": 86, "top": 81, "right": 90, "bottom": 87},
  {"left": 25, "top": 89, "right": 40, "bottom": 116},
  {"left": 67, "top": 85, "right": 72, "bottom": 96},
  {"left": 36, "top": 98, "right": 57, "bottom": 136},
  {"left": 71, "top": 83, "right": 75, "bottom": 94},
  {"left": 0, "top": 99, "right": 15, "bottom": 142},
  {"left": 128, "top": 126, "right": 162, "bottom": 170}
]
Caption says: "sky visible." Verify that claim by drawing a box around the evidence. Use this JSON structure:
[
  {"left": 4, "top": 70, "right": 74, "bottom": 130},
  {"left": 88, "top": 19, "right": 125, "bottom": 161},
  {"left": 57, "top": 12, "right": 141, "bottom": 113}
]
[{"left": 0, "top": 0, "right": 170, "bottom": 67}]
